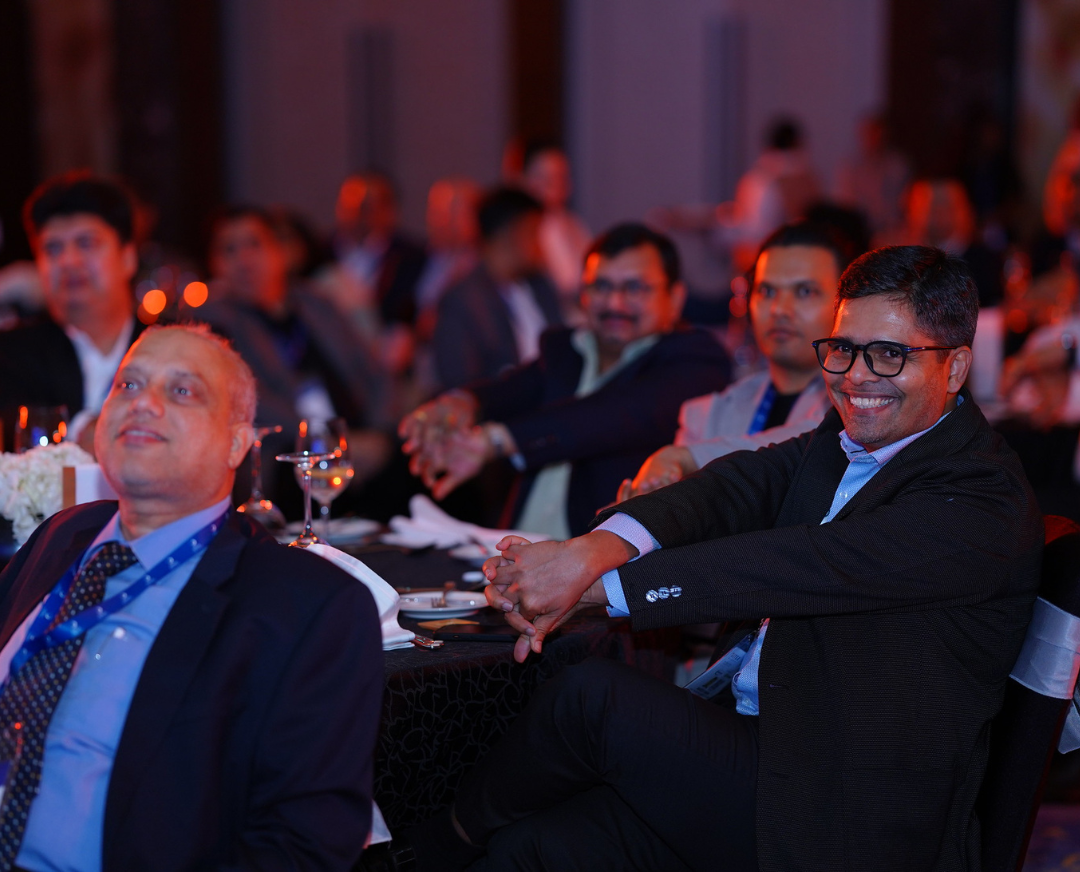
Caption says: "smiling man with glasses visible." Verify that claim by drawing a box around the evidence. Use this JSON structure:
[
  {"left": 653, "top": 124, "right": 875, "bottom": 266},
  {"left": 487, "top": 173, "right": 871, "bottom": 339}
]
[
  {"left": 398, "top": 245, "right": 1043, "bottom": 872},
  {"left": 400, "top": 222, "right": 732, "bottom": 539}
]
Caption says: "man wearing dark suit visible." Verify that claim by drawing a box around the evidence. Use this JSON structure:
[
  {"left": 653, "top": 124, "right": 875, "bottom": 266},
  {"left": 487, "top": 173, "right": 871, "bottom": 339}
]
[
  {"left": 404, "top": 246, "right": 1043, "bottom": 871},
  {"left": 0, "top": 325, "right": 383, "bottom": 871},
  {"left": 0, "top": 173, "right": 143, "bottom": 452},
  {"left": 402, "top": 223, "right": 731, "bottom": 539},
  {"left": 433, "top": 187, "right": 562, "bottom": 390}
]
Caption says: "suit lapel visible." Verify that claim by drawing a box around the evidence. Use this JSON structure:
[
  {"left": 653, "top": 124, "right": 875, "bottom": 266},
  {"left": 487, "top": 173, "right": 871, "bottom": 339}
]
[
  {"left": 103, "top": 516, "right": 246, "bottom": 843},
  {"left": 0, "top": 509, "right": 109, "bottom": 646}
]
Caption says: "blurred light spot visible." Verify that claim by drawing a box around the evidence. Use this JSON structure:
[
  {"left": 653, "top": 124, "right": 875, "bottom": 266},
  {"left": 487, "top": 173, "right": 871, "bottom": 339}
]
[
  {"left": 137, "top": 306, "right": 159, "bottom": 326},
  {"left": 143, "top": 289, "right": 167, "bottom": 315},
  {"left": 183, "top": 281, "right": 209, "bottom": 307}
]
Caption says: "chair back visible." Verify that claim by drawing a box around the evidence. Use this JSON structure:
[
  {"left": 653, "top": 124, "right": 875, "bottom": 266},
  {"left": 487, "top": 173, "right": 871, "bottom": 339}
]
[{"left": 978, "top": 514, "right": 1080, "bottom": 872}]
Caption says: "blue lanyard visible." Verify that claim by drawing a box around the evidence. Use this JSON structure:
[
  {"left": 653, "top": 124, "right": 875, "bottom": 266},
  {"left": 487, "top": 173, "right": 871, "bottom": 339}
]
[
  {"left": 7, "top": 510, "right": 229, "bottom": 677},
  {"left": 747, "top": 383, "right": 778, "bottom": 435}
]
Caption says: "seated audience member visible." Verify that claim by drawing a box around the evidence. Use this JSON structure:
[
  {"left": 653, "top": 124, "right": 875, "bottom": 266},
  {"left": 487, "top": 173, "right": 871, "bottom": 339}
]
[
  {"left": 0, "top": 172, "right": 144, "bottom": 451},
  {"left": 401, "top": 246, "right": 1042, "bottom": 871},
  {"left": 834, "top": 112, "right": 911, "bottom": 241},
  {"left": 402, "top": 223, "right": 732, "bottom": 539},
  {"left": 433, "top": 187, "right": 562, "bottom": 390},
  {"left": 904, "top": 177, "right": 1004, "bottom": 308},
  {"left": 198, "top": 207, "right": 394, "bottom": 492},
  {"left": 415, "top": 177, "right": 482, "bottom": 330},
  {"left": 717, "top": 118, "right": 822, "bottom": 272},
  {"left": 0, "top": 324, "right": 382, "bottom": 870},
  {"left": 316, "top": 172, "right": 427, "bottom": 374},
  {"left": 620, "top": 221, "right": 853, "bottom": 500},
  {"left": 521, "top": 141, "right": 592, "bottom": 312}
]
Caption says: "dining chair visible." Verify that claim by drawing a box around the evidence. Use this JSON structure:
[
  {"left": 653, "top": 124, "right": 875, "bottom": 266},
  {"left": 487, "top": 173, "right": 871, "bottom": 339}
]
[{"left": 978, "top": 514, "right": 1080, "bottom": 872}]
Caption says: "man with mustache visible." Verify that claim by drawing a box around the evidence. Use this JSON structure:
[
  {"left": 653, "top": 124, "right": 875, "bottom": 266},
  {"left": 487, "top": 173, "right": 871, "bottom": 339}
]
[
  {"left": 0, "top": 173, "right": 144, "bottom": 453},
  {"left": 400, "top": 223, "right": 731, "bottom": 539}
]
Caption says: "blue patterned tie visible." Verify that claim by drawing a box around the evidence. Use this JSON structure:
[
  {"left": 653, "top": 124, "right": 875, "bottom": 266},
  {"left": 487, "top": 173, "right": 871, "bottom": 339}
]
[{"left": 0, "top": 541, "right": 138, "bottom": 870}]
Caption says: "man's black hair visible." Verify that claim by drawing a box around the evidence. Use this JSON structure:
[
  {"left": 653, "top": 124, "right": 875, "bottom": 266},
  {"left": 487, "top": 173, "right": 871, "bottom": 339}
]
[
  {"left": 24, "top": 171, "right": 136, "bottom": 245},
  {"left": 477, "top": 187, "right": 543, "bottom": 241},
  {"left": 205, "top": 204, "right": 279, "bottom": 255},
  {"left": 757, "top": 219, "right": 862, "bottom": 277},
  {"left": 522, "top": 138, "right": 565, "bottom": 170},
  {"left": 585, "top": 222, "right": 681, "bottom": 286},
  {"left": 768, "top": 118, "right": 802, "bottom": 151},
  {"left": 837, "top": 245, "right": 978, "bottom": 348}
]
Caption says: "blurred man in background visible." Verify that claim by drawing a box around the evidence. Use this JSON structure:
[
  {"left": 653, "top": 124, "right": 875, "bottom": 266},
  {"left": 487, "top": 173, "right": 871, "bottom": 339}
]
[
  {"left": 433, "top": 187, "right": 562, "bottom": 391},
  {"left": 0, "top": 172, "right": 144, "bottom": 453}
]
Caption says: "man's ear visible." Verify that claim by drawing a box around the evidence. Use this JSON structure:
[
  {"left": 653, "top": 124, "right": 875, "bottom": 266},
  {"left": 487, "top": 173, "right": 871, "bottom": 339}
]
[
  {"left": 121, "top": 242, "right": 138, "bottom": 282},
  {"left": 668, "top": 281, "right": 688, "bottom": 323},
  {"left": 228, "top": 423, "right": 256, "bottom": 471},
  {"left": 947, "top": 346, "right": 973, "bottom": 393}
]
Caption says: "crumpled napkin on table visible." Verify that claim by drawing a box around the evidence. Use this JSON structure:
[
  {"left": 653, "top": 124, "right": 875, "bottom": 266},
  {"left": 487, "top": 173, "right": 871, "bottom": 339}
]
[
  {"left": 382, "top": 494, "right": 551, "bottom": 556},
  {"left": 305, "top": 542, "right": 415, "bottom": 650}
]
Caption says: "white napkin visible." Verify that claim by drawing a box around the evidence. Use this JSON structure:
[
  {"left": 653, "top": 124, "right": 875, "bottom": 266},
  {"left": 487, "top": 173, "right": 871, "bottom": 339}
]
[
  {"left": 382, "top": 494, "right": 550, "bottom": 556},
  {"left": 305, "top": 543, "right": 415, "bottom": 650}
]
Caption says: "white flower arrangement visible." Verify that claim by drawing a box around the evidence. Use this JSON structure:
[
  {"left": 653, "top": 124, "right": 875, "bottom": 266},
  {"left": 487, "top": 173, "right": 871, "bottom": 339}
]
[{"left": 0, "top": 443, "right": 95, "bottom": 545}]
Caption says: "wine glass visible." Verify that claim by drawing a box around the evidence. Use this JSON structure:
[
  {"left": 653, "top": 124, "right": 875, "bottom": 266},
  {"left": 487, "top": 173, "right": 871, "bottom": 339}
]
[
  {"left": 14, "top": 405, "right": 68, "bottom": 452},
  {"left": 236, "top": 425, "right": 286, "bottom": 531},
  {"left": 295, "top": 418, "right": 355, "bottom": 541},
  {"left": 274, "top": 449, "right": 335, "bottom": 547}
]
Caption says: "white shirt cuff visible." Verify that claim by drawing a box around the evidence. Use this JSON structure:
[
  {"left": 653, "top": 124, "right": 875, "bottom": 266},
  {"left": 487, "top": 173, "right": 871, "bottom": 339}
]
[
  {"left": 594, "top": 512, "right": 661, "bottom": 557},
  {"left": 594, "top": 513, "right": 661, "bottom": 617}
]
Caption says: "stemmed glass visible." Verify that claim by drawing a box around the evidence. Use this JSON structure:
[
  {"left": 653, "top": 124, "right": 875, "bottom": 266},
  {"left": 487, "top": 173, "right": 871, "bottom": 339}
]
[
  {"left": 275, "top": 449, "right": 335, "bottom": 547},
  {"left": 236, "top": 425, "right": 286, "bottom": 531},
  {"left": 295, "top": 418, "right": 354, "bottom": 540}
]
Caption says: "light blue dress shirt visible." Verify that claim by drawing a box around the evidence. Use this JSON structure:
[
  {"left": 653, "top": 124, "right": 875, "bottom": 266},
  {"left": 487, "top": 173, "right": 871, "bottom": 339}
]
[
  {"left": 600, "top": 401, "right": 959, "bottom": 714},
  {"left": 0, "top": 496, "right": 230, "bottom": 872}
]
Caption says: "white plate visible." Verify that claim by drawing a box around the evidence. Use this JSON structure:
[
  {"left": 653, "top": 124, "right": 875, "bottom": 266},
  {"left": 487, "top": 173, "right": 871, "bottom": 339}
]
[{"left": 398, "top": 590, "right": 487, "bottom": 619}]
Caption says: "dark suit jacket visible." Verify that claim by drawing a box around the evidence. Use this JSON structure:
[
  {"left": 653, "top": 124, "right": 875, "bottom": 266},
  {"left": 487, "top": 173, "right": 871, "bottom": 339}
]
[
  {"left": 199, "top": 286, "right": 391, "bottom": 429},
  {"left": 595, "top": 391, "right": 1043, "bottom": 870},
  {"left": 0, "top": 502, "right": 384, "bottom": 872},
  {"left": 433, "top": 264, "right": 563, "bottom": 390},
  {"left": 468, "top": 326, "right": 732, "bottom": 536},
  {"left": 375, "top": 234, "right": 428, "bottom": 326},
  {"left": 0, "top": 315, "right": 145, "bottom": 449}
]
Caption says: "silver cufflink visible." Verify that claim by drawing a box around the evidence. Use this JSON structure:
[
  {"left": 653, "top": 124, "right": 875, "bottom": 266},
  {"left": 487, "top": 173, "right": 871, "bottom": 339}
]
[{"left": 645, "top": 590, "right": 658, "bottom": 603}]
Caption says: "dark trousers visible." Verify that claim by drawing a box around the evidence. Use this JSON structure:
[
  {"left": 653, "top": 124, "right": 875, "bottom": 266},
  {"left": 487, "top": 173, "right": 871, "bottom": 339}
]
[{"left": 455, "top": 658, "right": 759, "bottom": 872}]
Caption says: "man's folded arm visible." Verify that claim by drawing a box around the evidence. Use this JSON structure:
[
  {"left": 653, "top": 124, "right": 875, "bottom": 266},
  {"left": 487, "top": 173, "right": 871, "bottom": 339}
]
[{"left": 617, "top": 466, "right": 1043, "bottom": 631}]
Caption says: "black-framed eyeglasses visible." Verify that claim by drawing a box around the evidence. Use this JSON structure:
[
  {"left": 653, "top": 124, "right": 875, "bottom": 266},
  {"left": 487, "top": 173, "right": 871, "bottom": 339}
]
[{"left": 811, "top": 338, "right": 960, "bottom": 377}]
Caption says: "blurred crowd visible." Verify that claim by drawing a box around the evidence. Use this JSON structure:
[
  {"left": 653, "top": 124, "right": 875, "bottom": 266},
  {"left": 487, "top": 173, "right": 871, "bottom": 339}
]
[{"left": 2, "top": 109, "right": 1079, "bottom": 533}]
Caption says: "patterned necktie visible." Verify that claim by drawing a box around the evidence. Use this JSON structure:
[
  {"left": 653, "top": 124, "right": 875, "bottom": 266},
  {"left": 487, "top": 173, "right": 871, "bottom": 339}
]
[{"left": 0, "top": 541, "right": 138, "bottom": 870}]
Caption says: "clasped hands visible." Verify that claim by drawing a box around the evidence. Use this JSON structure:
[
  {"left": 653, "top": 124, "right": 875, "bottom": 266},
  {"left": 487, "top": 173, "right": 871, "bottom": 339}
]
[{"left": 481, "top": 531, "right": 639, "bottom": 663}]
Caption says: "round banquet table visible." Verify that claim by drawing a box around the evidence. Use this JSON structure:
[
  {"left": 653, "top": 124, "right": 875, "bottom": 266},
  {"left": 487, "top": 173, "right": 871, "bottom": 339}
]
[{"left": 351, "top": 543, "right": 680, "bottom": 833}]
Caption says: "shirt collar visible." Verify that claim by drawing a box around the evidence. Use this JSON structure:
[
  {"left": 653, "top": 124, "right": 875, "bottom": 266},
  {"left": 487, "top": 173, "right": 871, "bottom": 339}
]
[
  {"left": 64, "top": 317, "right": 135, "bottom": 361},
  {"left": 838, "top": 394, "right": 964, "bottom": 466},
  {"left": 88, "top": 495, "right": 232, "bottom": 570}
]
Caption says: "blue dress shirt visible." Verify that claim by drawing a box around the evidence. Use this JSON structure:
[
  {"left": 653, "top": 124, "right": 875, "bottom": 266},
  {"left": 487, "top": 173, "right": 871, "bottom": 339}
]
[
  {"left": 600, "top": 402, "right": 959, "bottom": 714},
  {"left": 0, "top": 496, "right": 231, "bottom": 872}
]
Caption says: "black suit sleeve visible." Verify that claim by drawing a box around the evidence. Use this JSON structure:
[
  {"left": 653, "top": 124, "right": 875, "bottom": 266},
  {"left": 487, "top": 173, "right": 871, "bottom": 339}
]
[
  {"left": 497, "top": 336, "right": 730, "bottom": 470},
  {"left": 607, "top": 430, "right": 1042, "bottom": 631}
]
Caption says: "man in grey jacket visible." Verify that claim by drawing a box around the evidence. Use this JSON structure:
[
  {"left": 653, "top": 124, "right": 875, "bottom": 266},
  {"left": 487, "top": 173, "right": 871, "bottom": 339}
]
[{"left": 619, "top": 221, "right": 857, "bottom": 500}]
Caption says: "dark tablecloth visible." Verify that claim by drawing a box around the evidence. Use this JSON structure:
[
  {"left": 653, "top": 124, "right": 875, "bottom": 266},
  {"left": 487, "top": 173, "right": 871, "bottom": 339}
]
[{"left": 355, "top": 545, "right": 679, "bottom": 831}]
